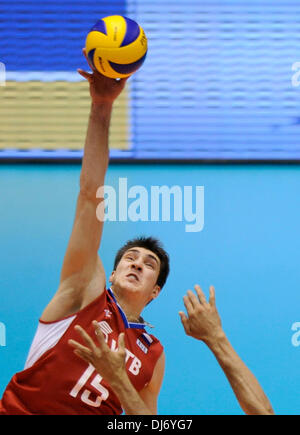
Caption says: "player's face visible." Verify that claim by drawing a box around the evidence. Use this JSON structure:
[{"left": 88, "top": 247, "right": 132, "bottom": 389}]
[{"left": 109, "top": 247, "right": 161, "bottom": 304}]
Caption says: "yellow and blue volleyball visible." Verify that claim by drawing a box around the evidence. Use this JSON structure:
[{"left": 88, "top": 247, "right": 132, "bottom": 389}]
[{"left": 85, "top": 15, "right": 148, "bottom": 79}]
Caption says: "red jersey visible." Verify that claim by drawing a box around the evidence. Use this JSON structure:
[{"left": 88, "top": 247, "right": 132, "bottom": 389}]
[{"left": 0, "top": 288, "right": 163, "bottom": 415}]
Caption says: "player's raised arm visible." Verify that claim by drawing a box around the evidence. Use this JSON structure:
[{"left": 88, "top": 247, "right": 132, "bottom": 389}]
[
  {"left": 41, "top": 51, "right": 128, "bottom": 322},
  {"left": 179, "top": 286, "right": 275, "bottom": 416}
]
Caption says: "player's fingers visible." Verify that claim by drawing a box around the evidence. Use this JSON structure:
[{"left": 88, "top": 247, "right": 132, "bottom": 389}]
[
  {"left": 194, "top": 285, "right": 207, "bottom": 305},
  {"left": 117, "top": 333, "right": 126, "bottom": 355},
  {"left": 119, "top": 76, "right": 130, "bottom": 87},
  {"left": 111, "top": 76, "right": 128, "bottom": 89},
  {"left": 77, "top": 68, "right": 92, "bottom": 81},
  {"left": 68, "top": 339, "right": 93, "bottom": 356},
  {"left": 74, "top": 325, "right": 97, "bottom": 352},
  {"left": 93, "top": 321, "right": 109, "bottom": 350},
  {"left": 183, "top": 294, "right": 194, "bottom": 316},
  {"left": 73, "top": 349, "right": 92, "bottom": 365},
  {"left": 209, "top": 286, "right": 216, "bottom": 307},
  {"left": 82, "top": 47, "right": 89, "bottom": 63},
  {"left": 82, "top": 48, "right": 97, "bottom": 72}
]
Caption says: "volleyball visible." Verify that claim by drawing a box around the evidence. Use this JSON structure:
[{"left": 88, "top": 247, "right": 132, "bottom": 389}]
[{"left": 85, "top": 15, "right": 148, "bottom": 79}]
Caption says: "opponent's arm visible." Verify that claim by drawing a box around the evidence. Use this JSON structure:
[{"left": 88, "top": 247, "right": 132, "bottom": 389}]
[
  {"left": 68, "top": 322, "right": 165, "bottom": 415},
  {"left": 41, "top": 52, "right": 128, "bottom": 321},
  {"left": 179, "top": 286, "right": 274, "bottom": 416}
]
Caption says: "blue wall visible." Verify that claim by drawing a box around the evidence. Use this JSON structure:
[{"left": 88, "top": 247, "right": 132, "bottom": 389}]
[
  {"left": 2, "top": 1, "right": 300, "bottom": 160},
  {"left": 0, "top": 164, "right": 299, "bottom": 415},
  {"left": 130, "top": 0, "right": 300, "bottom": 159},
  {"left": 1, "top": 0, "right": 126, "bottom": 71}
]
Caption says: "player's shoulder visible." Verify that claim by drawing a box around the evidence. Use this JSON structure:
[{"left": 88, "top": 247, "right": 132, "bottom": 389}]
[
  {"left": 134, "top": 329, "right": 164, "bottom": 356},
  {"left": 141, "top": 330, "right": 161, "bottom": 346}
]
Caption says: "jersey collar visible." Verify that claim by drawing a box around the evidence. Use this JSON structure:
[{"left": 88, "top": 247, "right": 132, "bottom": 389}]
[{"left": 107, "top": 287, "right": 154, "bottom": 330}]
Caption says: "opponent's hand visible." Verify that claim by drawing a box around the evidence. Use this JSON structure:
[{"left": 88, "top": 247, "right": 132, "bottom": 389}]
[
  {"left": 78, "top": 48, "right": 128, "bottom": 105},
  {"left": 179, "top": 285, "right": 223, "bottom": 345},
  {"left": 68, "top": 321, "right": 127, "bottom": 385}
]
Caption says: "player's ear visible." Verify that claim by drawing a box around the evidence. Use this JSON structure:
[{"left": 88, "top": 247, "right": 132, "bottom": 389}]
[
  {"left": 152, "top": 285, "right": 161, "bottom": 300},
  {"left": 146, "top": 286, "right": 161, "bottom": 306},
  {"left": 109, "top": 271, "right": 115, "bottom": 283}
]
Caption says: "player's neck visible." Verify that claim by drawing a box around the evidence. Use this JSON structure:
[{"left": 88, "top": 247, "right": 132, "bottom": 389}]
[
  {"left": 111, "top": 286, "right": 144, "bottom": 323},
  {"left": 117, "top": 296, "right": 143, "bottom": 323}
]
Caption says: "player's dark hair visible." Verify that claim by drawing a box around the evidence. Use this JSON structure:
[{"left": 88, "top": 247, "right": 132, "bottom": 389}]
[{"left": 113, "top": 236, "right": 170, "bottom": 289}]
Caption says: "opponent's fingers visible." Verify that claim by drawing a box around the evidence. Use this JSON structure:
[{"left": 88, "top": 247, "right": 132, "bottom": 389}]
[
  {"left": 194, "top": 285, "right": 208, "bottom": 305},
  {"left": 209, "top": 286, "right": 216, "bottom": 307},
  {"left": 179, "top": 311, "right": 190, "bottom": 335},
  {"left": 187, "top": 289, "right": 201, "bottom": 310},
  {"left": 183, "top": 294, "right": 194, "bottom": 315},
  {"left": 74, "top": 325, "right": 97, "bottom": 352}
]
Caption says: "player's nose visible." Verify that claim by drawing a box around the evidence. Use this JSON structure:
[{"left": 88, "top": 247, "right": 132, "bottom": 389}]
[{"left": 131, "top": 261, "right": 143, "bottom": 272}]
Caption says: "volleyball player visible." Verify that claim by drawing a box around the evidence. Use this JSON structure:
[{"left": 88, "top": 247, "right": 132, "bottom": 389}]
[
  {"left": 0, "top": 52, "right": 169, "bottom": 415},
  {"left": 179, "top": 285, "right": 275, "bottom": 415},
  {"left": 0, "top": 51, "right": 274, "bottom": 416}
]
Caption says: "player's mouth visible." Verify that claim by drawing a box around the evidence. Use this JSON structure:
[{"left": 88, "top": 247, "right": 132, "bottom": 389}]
[{"left": 126, "top": 273, "right": 140, "bottom": 282}]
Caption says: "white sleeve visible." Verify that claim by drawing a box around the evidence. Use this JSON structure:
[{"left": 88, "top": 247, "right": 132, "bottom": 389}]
[{"left": 24, "top": 315, "right": 76, "bottom": 369}]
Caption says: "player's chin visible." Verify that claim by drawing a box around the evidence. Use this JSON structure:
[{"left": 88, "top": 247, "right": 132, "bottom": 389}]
[
  {"left": 122, "top": 276, "right": 143, "bottom": 291},
  {"left": 125, "top": 275, "right": 141, "bottom": 284}
]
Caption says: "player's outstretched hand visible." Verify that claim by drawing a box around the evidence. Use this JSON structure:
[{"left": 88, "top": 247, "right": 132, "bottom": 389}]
[
  {"left": 179, "top": 285, "right": 223, "bottom": 345},
  {"left": 68, "top": 321, "right": 127, "bottom": 385},
  {"left": 78, "top": 48, "right": 128, "bottom": 105}
]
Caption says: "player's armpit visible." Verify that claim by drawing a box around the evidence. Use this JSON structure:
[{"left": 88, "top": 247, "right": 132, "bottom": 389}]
[
  {"left": 40, "top": 256, "right": 105, "bottom": 322},
  {"left": 138, "top": 351, "right": 166, "bottom": 415}
]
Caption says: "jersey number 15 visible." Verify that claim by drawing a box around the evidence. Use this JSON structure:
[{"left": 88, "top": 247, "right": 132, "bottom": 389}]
[{"left": 70, "top": 363, "right": 109, "bottom": 407}]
